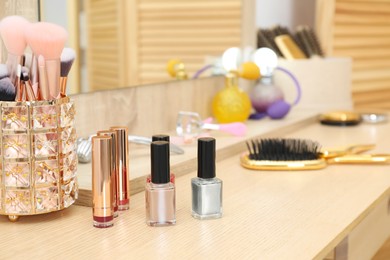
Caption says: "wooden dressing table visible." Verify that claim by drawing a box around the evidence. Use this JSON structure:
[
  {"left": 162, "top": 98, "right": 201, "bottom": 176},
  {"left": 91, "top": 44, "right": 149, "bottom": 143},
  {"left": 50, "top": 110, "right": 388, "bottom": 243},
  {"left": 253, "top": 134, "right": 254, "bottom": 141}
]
[{"left": 1, "top": 110, "right": 389, "bottom": 259}]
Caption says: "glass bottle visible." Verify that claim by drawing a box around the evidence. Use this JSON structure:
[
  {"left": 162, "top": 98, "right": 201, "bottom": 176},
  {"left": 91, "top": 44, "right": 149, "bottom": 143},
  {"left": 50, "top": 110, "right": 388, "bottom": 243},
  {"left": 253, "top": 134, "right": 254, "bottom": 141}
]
[
  {"left": 146, "top": 135, "right": 175, "bottom": 184},
  {"left": 145, "top": 141, "right": 176, "bottom": 226},
  {"left": 191, "top": 137, "right": 223, "bottom": 220}
]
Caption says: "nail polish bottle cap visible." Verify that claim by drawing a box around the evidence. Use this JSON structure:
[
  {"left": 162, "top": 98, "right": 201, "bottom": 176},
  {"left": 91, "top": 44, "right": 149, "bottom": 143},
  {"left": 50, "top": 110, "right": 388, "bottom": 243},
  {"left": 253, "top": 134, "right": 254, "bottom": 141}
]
[
  {"left": 152, "top": 134, "right": 169, "bottom": 142},
  {"left": 151, "top": 141, "right": 170, "bottom": 184},
  {"left": 197, "top": 137, "right": 216, "bottom": 179}
]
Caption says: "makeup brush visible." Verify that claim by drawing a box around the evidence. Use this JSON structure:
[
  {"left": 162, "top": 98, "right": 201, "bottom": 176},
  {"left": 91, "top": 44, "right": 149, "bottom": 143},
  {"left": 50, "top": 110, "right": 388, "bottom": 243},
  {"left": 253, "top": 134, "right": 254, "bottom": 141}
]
[
  {"left": 0, "top": 64, "right": 9, "bottom": 79},
  {"left": 60, "top": 47, "right": 76, "bottom": 97},
  {"left": 15, "top": 64, "right": 23, "bottom": 101},
  {"left": 22, "top": 71, "right": 36, "bottom": 101},
  {"left": 38, "top": 55, "right": 50, "bottom": 100},
  {"left": 0, "top": 16, "right": 30, "bottom": 85},
  {"left": 25, "top": 22, "right": 68, "bottom": 100},
  {"left": 0, "top": 77, "right": 16, "bottom": 101}
]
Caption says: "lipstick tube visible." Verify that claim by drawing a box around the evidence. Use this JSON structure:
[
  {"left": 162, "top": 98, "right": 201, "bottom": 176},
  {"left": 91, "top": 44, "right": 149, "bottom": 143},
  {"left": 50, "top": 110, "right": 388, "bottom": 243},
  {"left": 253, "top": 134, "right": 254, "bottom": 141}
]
[
  {"left": 92, "top": 136, "right": 114, "bottom": 228},
  {"left": 110, "top": 126, "right": 130, "bottom": 210},
  {"left": 97, "top": 130, "right": 118, "bottom": 217}
]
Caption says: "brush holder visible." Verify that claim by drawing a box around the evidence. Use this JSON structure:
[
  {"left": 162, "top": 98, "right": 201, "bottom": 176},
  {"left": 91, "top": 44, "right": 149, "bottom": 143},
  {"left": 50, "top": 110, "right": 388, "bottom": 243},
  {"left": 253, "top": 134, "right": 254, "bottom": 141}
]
[{"left": 0, "top": 97, "right": 78, "bottom": 221}]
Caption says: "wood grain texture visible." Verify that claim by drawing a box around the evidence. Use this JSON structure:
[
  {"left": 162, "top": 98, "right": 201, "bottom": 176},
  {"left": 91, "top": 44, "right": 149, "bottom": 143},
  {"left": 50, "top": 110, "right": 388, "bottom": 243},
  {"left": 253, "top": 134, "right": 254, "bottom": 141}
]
[
  {"left": 72, "top": 76, "right": 225, "bottom": 138},
  {"left": 75, "top": 109, "right": 320, "bottom": 207},
  {"left": 0, "top": 0, "right": 39, "bottom": 63},
  {"left": 316, "top": 0, "right": 390, "bottom": 110},
  {"left": 85, "top": 0, "right": 250, "bottom": 89},
  {"left": 1, "top": 119, "right": 390, "bottom": 259}
]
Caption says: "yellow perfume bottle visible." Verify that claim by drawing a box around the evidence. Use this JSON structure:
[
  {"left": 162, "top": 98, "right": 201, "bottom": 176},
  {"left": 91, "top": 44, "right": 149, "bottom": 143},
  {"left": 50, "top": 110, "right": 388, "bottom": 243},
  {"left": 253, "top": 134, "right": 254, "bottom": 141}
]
[{"left": 212, "top": 71, "right": 252, "bottom": 123}]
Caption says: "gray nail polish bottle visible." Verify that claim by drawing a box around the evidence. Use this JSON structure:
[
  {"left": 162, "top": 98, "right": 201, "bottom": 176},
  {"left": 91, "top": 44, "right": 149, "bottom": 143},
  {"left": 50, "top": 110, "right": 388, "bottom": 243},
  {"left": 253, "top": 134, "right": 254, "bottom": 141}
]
[{"left": 191, "top": 137, "right": 223, "bottom": 220}]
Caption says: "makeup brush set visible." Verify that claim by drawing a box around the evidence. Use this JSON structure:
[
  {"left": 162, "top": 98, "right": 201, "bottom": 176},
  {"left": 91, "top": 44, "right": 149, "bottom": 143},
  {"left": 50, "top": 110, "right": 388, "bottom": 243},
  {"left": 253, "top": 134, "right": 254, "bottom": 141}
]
[
  {"left": 0, "top": 16, "right": 78, "bottom": 221},
  {"left": 0, "top": 15, "right": 75, "bottom": 101}
]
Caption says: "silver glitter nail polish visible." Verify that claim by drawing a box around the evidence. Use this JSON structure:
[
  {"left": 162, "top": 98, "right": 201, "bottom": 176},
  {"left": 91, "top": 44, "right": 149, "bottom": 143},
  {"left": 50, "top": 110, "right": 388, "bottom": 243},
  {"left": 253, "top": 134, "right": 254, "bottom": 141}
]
[{"left": 191, "top": 137, "right": 223, "bottom": 220}]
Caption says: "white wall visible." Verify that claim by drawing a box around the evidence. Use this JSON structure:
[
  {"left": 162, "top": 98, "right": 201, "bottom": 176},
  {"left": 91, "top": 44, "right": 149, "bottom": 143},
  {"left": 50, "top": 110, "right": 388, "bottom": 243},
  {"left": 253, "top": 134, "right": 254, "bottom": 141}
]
[{"left": 256, "top": 0, "right": 316, "bottom": 30}]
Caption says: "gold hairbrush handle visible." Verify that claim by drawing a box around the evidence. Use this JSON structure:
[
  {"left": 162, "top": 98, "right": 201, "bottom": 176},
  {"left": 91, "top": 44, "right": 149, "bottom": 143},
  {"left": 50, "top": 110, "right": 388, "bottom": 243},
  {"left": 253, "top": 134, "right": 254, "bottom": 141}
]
[
  {"left": 322, "top": 144, "right": 376, "bottom": 158},
  {"left": 327, "top": 154, "right": 390, "bottom": 164}
]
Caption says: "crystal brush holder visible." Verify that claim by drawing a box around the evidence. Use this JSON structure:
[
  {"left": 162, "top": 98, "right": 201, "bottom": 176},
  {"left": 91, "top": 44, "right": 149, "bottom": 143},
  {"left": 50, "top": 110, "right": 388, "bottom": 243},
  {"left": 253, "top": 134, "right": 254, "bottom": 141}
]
[{"left": 0, "top": 97, "right": 78, "bottom": 221}]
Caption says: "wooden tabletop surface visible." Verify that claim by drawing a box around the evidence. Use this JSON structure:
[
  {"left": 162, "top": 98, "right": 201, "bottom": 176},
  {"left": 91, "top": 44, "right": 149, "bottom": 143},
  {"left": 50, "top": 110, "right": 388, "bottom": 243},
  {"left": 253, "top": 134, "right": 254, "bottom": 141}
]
[{"left": 1, "top": 114, "right": 390, "bottom": 259}]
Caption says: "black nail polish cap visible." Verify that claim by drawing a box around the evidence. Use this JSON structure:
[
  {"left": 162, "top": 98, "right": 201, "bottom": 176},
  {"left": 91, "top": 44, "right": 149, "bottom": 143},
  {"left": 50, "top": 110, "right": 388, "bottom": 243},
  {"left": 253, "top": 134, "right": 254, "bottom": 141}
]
[
  {"left": 197, "top": 137, "right": 216, "bottom": 179},
  {"left": 152, "top": 134, "right": 170, "bottom": 142},
  {"left": 151, "top": 141, "right": 170, "bottom": 184}
]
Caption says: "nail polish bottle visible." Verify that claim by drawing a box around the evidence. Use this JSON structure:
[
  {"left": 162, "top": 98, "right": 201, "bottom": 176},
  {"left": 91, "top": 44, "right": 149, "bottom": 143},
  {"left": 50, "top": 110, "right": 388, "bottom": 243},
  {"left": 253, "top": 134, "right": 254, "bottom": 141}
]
[
  {"left": 110, "top": 126, "right": 130, "bottom": 210},
  {"left": 92, "top": 136, "right": 114, "bottom": 228},
  {"left": 146, "top": 134, "right": 175, "bottom": 184},
  {"left": 191, "top": 137, "right": 223, "bottom": 220},
  {"left": 145, "top": 141, "right": 176, "bottom": 226},
  {"left": 97, "top": 130, "right": 118, "bottom": 218}
]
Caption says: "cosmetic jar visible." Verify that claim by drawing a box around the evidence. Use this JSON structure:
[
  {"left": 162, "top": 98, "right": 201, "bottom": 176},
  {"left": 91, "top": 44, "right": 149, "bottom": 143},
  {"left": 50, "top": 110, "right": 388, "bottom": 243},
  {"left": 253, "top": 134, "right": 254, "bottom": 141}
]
[{"left": 0, "top": 97, "right": 78, "bottom": 221}]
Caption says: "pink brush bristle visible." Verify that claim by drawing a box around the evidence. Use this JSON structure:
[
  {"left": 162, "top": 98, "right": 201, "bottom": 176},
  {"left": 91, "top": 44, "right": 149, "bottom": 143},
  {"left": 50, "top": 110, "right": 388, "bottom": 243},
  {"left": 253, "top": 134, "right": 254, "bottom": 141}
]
[
  {"left": 0, "top": 16, "right": 29, "bottom": 55},
  {"left": 25, "top": 22, "right": 68, "bottom": 59}
]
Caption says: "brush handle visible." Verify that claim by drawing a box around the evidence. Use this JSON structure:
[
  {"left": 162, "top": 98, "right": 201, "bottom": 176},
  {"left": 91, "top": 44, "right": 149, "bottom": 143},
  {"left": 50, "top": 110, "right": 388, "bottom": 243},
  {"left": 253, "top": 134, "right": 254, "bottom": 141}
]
[
  {"left": 6, "top": 53, "right": 23, "bottom": 86},
  {"left": 45, "top": 59, "right": 60, "bottom": 100},
  {"left": 202, "top": 122, "right": 247, "bottom": 136},
  {"left": 30, "top": 55, "right": 39, "bottom": 88},
  {"left": 24, "top": 79, "right": 36, "bottom": 101},
  {"left": 38, "top": 63, "right": 50, "bottom": 100},
  {"left": 60, "top": 77, "right": 67, "bottom": 97},
  {"left": 327, "top": 154, "right": 390, "bottom": 164}
]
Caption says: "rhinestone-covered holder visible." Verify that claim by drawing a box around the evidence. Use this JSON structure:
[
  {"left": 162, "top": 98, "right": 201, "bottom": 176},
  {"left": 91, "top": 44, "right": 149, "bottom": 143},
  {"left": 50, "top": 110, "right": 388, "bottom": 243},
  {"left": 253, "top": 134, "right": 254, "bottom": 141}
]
[{"left": 0, "top": 97, "right": 78, "bottom": 221}]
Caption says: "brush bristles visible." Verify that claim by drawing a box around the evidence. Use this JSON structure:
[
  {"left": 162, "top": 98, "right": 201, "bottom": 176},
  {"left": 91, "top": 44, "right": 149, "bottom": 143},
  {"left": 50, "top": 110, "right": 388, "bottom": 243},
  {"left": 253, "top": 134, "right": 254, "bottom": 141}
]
[
  {"left": 0, "top": 64, "right": 9, "bottom": 79},
  {"left": 25, "top": 22, "right": 68, "bottom": 59},
  {"left": 0, "top": 77, "right": 16, "bottom": 101},
  {"left": 60, "top": 48, "right": 76, "bottom": 77},
  {"left": 0, "top": 15, "right": 29, "bottom": 55},
  {"left": 246, "top": 138, "right": 321, "bottom": 161}
]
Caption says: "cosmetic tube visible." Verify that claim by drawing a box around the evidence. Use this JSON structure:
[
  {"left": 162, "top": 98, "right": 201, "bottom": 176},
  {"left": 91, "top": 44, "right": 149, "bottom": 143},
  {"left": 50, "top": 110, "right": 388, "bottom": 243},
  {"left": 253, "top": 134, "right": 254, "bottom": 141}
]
[
  {"left": 97, "top": 130, "right": 118, "bottom": 217},
  {"left": 191, "top": 137, "right": 223, "bottom": 220},
  {"left": 110, "top": 126, "right": 130, "bottom": 210},
  {"left": 146, "top": 135, "right": 175, "bottom": 184},
  {"left": 146, "top": 141, "right": 176, "bottom": 226},
  {"left": 92, "top": 136, "right": 114, "bottom": 228}
]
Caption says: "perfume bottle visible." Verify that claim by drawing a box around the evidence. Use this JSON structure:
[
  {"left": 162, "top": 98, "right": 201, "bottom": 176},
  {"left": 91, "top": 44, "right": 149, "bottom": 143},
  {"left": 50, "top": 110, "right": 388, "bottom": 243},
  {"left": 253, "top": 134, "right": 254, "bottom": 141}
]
[
  {"left": 92, "top": 136, "right": 114, "bottom": 228},
  {"left": 146, "top": 134, "right": 175, "bottom": 184},
  {"left": 191, "top": 137, "right": 223, "bottom": 220},
  {"left": 212, "top": 71, "right": 252, "bottom": 123},
  {"left": 145, "top": 141, "right": 176, "bottom": 226}
]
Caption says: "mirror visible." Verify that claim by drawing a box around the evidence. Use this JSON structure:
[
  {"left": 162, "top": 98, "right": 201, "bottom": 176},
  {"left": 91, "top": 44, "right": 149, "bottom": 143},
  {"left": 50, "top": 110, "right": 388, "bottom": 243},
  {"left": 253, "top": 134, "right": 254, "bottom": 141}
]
[{"left": 37, "top": 0, "right": 249, "bottom": 95}]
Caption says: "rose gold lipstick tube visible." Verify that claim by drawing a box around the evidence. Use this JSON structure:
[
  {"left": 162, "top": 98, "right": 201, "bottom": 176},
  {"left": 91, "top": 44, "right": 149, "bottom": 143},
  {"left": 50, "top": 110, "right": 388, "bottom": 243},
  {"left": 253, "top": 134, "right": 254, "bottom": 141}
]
[
  {"left": 92, "top": 136, "right": 114, "bottom": 228},
  {"left": 97, "top": 130, "right": 118, "bottom": 217},
  {"left": 110, "top": 126, "right": 130, "bottom": 210}
]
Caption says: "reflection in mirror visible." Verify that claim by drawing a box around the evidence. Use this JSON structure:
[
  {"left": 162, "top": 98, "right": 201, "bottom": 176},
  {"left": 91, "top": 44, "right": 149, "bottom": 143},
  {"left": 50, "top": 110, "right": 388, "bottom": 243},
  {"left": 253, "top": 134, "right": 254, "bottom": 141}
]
[{"left": 39, "top": 0, "right": 245, "bottom": 95}]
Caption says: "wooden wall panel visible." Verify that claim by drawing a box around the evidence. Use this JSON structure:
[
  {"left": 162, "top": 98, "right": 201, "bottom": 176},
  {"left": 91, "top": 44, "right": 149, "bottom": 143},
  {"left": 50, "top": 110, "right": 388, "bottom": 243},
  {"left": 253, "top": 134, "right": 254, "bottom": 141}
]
[
  {"left": 316, "top": 0, "right": 390, "bottom": 110},
  {"left": 85, "top": 0, "right": 244, "bottom": 89}
]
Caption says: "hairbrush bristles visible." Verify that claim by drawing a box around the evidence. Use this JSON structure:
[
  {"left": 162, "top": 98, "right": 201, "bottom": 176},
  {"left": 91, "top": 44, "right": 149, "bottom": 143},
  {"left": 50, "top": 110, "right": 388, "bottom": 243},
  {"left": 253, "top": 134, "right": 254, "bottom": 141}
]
[
  {"left": 0, "top": 77, "right": 16, "bottom": 101},
  {"left": 246, "top": 138, "right": 322, "bottom": 161},
  {"left": 60, "top": 47, "right": 76, "bottom": 77},
  {"left": 25, "top": 22, "right": 68, "bottom": 59},
  {"left": 0, "top": 15, "right": 29, "bottom": 55}
]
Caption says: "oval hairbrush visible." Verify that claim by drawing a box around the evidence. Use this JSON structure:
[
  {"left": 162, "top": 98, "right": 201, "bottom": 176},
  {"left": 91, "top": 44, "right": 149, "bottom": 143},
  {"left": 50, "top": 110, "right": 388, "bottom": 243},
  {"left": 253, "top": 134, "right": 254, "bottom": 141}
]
[{"left": 240, "top": 138, "right": 390, "bottom": 171}]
